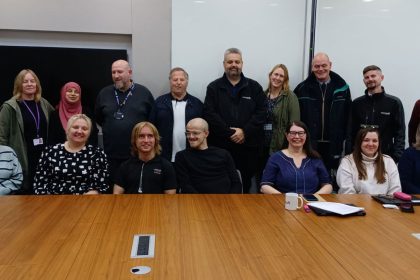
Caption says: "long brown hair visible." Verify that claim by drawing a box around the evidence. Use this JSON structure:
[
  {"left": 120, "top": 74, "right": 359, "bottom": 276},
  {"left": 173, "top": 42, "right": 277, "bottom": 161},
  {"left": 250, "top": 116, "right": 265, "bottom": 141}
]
[
  {"left": 282, "top": 121, "right": 320, "bottom": 159},
  {"left": 353, "top": 128, "right": 386, "bottom": 183}
]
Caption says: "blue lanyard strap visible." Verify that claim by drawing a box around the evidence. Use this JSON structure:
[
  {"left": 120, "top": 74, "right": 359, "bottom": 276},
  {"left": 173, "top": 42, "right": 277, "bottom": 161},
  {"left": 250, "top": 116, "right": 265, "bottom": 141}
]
[
  {"left": 22, "top": 100, "right": 41, "bottom": 137},
  {"left": 114, "top": 83, "right": 134, "bottom": 110}
]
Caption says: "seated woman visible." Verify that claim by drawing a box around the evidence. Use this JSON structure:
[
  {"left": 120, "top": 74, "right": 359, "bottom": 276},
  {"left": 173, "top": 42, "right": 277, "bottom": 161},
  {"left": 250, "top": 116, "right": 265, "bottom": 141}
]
[
  {"left": 34, "top": 114, "right": 109, "bottom": 195},
  {"left": 260, "top": 121, "right": 332, "bottom": 194},
  {"left": 113, "top": 122, "right": 177, "bottom": 194},
  {"left": 0, "top": 145, "right": 23, "bottom": 195},
  {"left": 337, "top": 128, "right": 401, "bottom": 194},
  {"left": 48, "top": 82, "right": 98, "bottom": 145},
  {"left": 398, "top": 123, "right": 420, "bottom": 194}
]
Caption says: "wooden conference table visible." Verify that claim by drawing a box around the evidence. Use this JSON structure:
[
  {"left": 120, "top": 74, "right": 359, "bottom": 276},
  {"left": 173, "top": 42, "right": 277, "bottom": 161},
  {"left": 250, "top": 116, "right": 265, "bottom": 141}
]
[{"left": 0, "top": 194, "right": 419, "bottom": 279}]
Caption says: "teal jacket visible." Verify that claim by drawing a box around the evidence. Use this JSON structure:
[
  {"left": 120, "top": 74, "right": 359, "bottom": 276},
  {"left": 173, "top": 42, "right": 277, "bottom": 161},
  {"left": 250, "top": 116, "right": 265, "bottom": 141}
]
[
  {"left": 0, "top": 97, "right": 54, "bottom": 190},
  {"left": 266, "top": 89, "right": 300, "bottom": 154}
]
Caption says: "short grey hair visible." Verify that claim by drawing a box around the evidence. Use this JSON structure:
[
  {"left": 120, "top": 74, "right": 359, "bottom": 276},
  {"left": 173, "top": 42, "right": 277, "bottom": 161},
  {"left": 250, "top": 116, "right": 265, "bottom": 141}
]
[
  {"left": 169, "top": 67, "right": 189, "bottom": 80},
  {"left": 224, "top": 48, "right": 242, "bottom": 61}
]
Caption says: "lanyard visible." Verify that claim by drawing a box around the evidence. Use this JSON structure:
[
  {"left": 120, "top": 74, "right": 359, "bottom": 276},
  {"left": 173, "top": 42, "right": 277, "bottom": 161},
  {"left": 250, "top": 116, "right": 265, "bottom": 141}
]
[
  {"left": 22, "top": 100, "right": 41, "bottom": 137},
  {"left": 114, "top": 84, "right": 134, "bottom": 110}
]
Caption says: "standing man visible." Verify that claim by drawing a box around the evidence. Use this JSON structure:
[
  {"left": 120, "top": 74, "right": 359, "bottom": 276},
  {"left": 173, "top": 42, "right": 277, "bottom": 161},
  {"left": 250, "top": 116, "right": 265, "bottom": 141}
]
[
  {"left": 95, "top": 59, "right": 155, "bottom": 184},
  {"left": 153, "top": 67, "right": 203, "bottom": 162},
  {"left": 175, "top": 118, "right": 242, "bottom": 194},
  {"left": 203, "top": 48, "right": 266, "bottom": 193},
  {"left": 352, "top": 65, "right": 405, "bottom": 162},
  {"left": 294, "top": 52, "right": 352, "bottom": 185}
]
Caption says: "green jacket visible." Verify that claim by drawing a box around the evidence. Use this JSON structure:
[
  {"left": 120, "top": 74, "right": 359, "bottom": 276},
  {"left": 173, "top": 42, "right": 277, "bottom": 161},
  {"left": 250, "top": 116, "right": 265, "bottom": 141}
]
[
  {"left": 0, "top": 97, "right": 54, "bottom": 190},
  {"left": 267, "top": 89, "right": 300, "bottom": 154}
]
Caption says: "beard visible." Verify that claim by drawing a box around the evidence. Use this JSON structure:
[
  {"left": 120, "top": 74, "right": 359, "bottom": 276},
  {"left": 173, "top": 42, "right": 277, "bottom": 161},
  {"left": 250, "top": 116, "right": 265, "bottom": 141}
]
[
  {"left": 114, "top": 80, "right": 125, "bottom": 90},
  {"left": 226, "top": 68, "right": 241, "bottom": 79},
  {"left": 366, "top": 82, "right": 378, "bottom": 90}
]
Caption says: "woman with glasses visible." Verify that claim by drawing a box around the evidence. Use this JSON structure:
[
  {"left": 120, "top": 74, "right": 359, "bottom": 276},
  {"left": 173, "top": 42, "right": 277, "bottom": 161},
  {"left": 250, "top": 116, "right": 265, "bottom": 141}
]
[
  {"left": 337, "top": 127, "right": 401, "bottom": 194},
  {"left": 260, "top": 121, "right": 332, "bottom": 194}
]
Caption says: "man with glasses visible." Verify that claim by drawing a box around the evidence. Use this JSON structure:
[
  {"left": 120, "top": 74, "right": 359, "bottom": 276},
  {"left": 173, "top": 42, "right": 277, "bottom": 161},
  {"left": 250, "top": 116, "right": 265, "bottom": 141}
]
[
  {"left": 203, "top": 48, "right": 266, "bottom": 193},
  {"left": 95, "top": 59, "right": 155, "bottom": 185},
  {"left": 294, "top": 52, "right": 352, "bottom": 189},
  {"left": 351, "top": 65, "right": 405, "bottom": 162},
  {"left": 174, "top": 118, "right": 242, "bottom": 194}
]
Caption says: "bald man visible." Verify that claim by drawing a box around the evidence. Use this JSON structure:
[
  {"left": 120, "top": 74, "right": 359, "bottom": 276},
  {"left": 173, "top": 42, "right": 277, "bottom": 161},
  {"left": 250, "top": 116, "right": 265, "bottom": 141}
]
[
  {"left": 174, "top": 118, "right": 242, "bottom": 194},
  {"left": 294, "top": 53, "right": 352, "bottom": 188},
  {"left": 95, "top": 59, "right": 155, "bottom": 185}
]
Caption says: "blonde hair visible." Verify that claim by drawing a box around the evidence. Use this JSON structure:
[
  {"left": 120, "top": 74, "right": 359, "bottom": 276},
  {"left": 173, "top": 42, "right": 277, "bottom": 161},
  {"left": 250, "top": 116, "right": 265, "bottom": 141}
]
[
  {"left": 65, "top": 114, "right": 92, "bottom": 141},
  {"left": 131, "top": 122, "right": 161, "bottom": 156},
  {"left": 13, "top": 69, "right": 42, "bottom": 102},
  {"left": 267, "top": 64, "right": 290, "bottom": 92}
]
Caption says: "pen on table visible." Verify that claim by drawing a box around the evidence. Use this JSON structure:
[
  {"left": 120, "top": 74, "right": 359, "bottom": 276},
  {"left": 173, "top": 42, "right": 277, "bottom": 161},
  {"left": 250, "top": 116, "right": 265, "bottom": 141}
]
[{"left": 303, "top": 204, "right": 311, "bottom": 213}]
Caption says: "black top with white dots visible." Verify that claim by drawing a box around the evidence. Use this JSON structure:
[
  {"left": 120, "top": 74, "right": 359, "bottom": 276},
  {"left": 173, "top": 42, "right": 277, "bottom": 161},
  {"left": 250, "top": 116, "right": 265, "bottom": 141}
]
[{"left": 34, "top": 144, "right": 109, "bottom": 194}]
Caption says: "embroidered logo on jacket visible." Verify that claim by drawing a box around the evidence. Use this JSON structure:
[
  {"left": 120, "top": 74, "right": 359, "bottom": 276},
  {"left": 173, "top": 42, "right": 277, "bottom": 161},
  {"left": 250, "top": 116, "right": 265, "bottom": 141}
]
[
  {"left": 380, "top": 112, "right": 391, "bottom": 115},
  {"left": 153, "top": 168, "right": 162, "bottom": 175}
]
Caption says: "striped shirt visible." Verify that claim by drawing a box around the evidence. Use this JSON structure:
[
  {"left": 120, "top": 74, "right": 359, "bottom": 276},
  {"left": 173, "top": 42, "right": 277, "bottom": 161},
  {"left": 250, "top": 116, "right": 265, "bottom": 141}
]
[{"left": 0, "top": 145, "right": 23, "bottom": 195}]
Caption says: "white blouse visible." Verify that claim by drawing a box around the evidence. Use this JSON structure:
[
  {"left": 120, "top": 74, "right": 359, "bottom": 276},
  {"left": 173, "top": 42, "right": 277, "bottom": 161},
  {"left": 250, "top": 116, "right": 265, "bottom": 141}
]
[{"left": 337, "top": 153, "right": 401, "bottom": 195}]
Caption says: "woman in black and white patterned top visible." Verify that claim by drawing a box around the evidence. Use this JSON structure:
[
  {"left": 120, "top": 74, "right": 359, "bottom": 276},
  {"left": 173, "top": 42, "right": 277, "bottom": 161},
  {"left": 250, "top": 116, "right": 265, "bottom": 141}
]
[{"left": 34, "top": 114, "right": 109, "bottom": 195}]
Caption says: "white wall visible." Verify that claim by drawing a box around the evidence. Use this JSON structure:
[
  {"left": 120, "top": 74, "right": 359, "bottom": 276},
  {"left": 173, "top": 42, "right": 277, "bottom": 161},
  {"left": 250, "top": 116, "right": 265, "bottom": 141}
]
[
  {"left": 0, "top": 0, "right": 131, "bottom": 34},
  {"left": 172, "top": 0, "right": 310, "bottom": 101},
  {"left": 1, "top": 0, "right": 419, "bottom": 130},
  {"left": 316, "top": 0, "right": 420, "bottom": 144},
  {"left": 0, "top": 0, "right": 171, "bottom": 97}
]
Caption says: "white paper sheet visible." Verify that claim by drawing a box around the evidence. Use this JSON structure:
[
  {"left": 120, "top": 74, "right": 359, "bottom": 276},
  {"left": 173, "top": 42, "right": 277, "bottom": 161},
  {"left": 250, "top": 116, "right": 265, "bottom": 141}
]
[{"left": 307, "top": 202, "right": 364, "bottom": 215}]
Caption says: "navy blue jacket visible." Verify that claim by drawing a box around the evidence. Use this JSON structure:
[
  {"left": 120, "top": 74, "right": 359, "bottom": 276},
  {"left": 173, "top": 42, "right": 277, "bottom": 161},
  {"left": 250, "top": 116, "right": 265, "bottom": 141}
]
[
  {"left": 153, "top": 93, "right": 203, "bottom": 161},
  {"left": 398, "top": 147, "right": 420, "bottom": 194}
]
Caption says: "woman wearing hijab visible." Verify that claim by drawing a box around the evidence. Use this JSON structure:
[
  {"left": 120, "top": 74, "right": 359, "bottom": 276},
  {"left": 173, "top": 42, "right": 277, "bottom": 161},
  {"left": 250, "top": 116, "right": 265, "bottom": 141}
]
[{"left": 48, "top": 82, "right": 98, "bottom": 145}]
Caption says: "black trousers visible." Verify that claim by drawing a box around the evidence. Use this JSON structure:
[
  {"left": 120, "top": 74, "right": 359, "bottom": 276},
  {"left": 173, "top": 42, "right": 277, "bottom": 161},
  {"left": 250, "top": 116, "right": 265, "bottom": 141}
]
[
  {"left": 316, "top": 141, "right": 339, "bottom": 192},
  {"left": 108, "top": 157, "right": 128, "bottom": 193},
  {"left": 228, "top": 145, "right": 260, "bottom": 194}
]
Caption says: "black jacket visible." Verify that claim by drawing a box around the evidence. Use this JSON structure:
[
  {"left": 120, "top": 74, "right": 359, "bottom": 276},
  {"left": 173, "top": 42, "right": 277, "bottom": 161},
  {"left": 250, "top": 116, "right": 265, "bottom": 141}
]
[
  {"left": 351, "top": 88, "right": 405, "bottom": 162},
  {"left": 294, "top": 71, "right": 352, "bottom": 161},
  {"left": 153, "top": 93, "right": 203, "bottom": 161},
  {"left": 203, "top": 73, "right": 266, "bottom": 148}
]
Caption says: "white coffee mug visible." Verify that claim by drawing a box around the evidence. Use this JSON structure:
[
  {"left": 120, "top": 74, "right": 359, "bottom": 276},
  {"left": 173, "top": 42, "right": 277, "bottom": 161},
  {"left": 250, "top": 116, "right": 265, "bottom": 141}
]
[{"left": 285, "top": 193, "right": 303, "bottom": 210}]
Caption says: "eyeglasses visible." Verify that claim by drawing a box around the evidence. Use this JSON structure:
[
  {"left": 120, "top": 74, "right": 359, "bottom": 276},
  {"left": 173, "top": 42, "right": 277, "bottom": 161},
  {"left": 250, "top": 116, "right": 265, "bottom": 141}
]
[
  {"left": 288, "top": 131, "right": 306, "bottom": 136},
  {"left": 360, "top": 124, "right": 379, "bottom": 129},
  {"left": 185, "top": 131, "right": 203, "bottom": 137}
]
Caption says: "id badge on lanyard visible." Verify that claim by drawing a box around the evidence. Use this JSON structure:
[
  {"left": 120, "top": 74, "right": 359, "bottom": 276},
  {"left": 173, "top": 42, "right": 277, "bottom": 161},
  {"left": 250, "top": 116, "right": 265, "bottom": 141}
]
[{"left": 33, "top": 137, "right": 44, "bottom": 146}]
